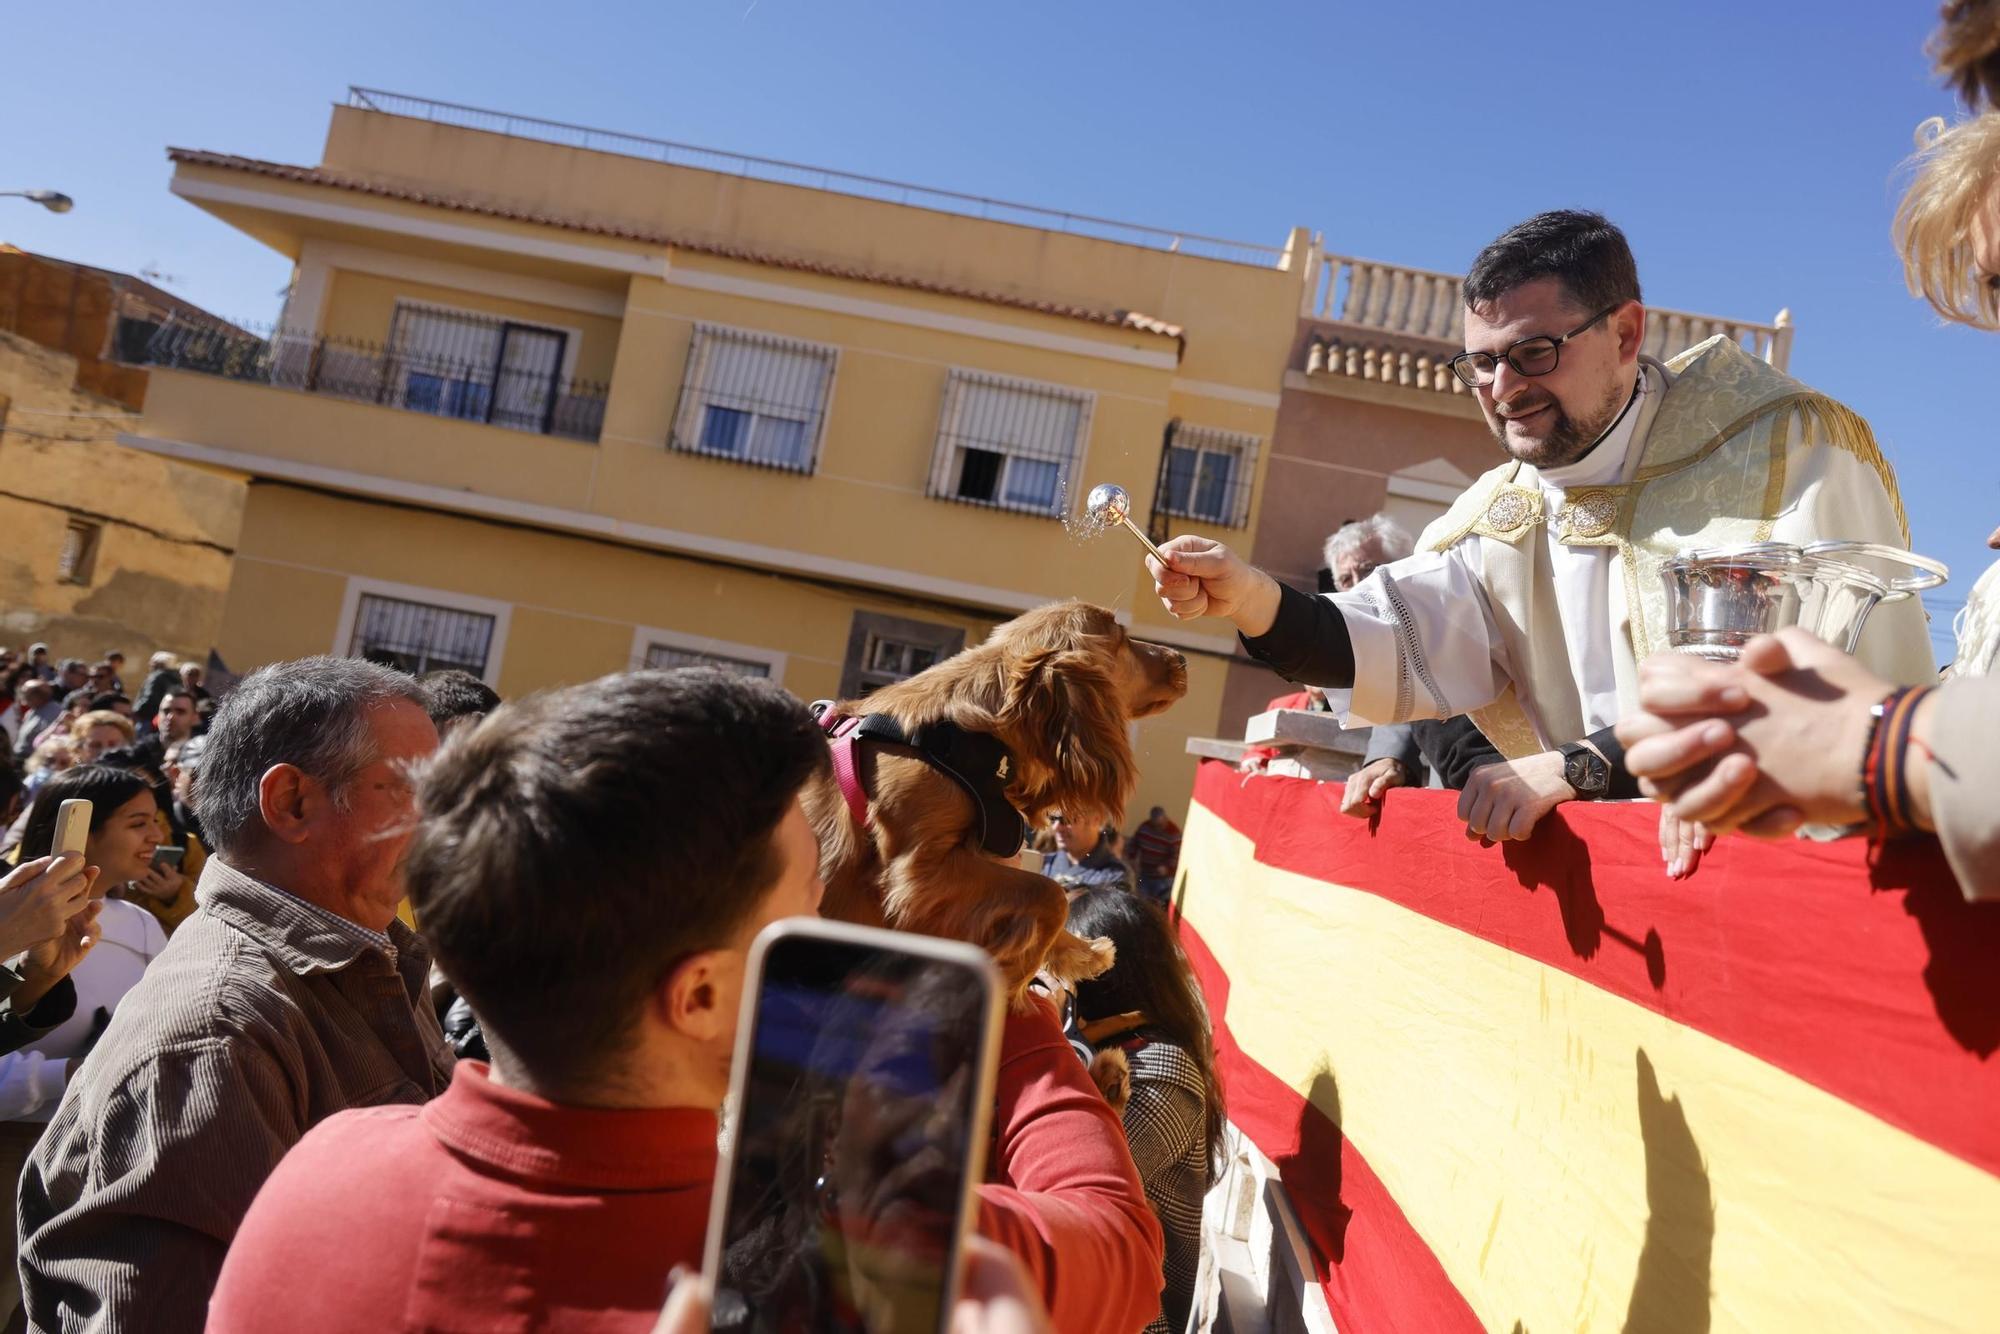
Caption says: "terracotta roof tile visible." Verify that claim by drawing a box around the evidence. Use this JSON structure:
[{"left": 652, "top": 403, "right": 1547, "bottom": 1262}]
[{"left": 167, "top": 149, "right": 1185, "bottom": 349}]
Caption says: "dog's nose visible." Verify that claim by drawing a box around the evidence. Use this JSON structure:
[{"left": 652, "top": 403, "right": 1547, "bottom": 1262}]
[{"left": 1167, "top": 649, "right": 1187, "bottom": 672}]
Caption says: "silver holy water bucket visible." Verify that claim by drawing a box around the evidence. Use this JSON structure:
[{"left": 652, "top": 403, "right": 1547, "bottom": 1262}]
[{"left": 1661, "top": 540, "right": 1948, "bottom": 661}]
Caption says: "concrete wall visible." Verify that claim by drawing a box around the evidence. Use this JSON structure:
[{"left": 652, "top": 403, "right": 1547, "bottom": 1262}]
[{"left": 0, "top": 332, "right": 243, "bottom": 663}]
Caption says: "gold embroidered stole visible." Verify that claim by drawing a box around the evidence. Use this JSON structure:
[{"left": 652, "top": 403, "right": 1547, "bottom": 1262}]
[{"left": 1421, "top": 336, "right": 1906, "bottom": 758}]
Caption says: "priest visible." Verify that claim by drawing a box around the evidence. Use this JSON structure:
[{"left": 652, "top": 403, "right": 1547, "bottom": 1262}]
[{"left": 1151, "top": 210, "right": 1934, "bottom": 844}]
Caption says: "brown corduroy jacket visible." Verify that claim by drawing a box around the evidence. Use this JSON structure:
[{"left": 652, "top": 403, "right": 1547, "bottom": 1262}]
[{"left": 17, "top": 857, "right": 453, "bottom": 1333}]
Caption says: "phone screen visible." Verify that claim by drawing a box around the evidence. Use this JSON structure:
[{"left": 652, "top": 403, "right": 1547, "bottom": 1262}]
[{"left": 710, "top": 934, "right": 993, "bottom": 1334}]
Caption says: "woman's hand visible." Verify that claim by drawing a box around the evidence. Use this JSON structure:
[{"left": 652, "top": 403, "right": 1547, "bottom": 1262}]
[
  {"left": 125, "top": 863, "right": 186, "bottom": 908},
  {"left": 0, "top": 854, "right": 96, "bottom": 959}
]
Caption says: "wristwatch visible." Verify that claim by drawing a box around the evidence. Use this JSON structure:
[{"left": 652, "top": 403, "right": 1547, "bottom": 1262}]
[{"left": 1558, "top": 741, "right": 1610, "bottom": 799}]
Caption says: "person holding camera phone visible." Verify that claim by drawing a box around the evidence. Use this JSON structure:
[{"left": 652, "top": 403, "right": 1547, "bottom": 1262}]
[
  {"left": 210, "top": 669, "right": 1162, "bottom": 1334},
  {"left": 0, "top": 767, "right": 170, "bottom": 1322}
]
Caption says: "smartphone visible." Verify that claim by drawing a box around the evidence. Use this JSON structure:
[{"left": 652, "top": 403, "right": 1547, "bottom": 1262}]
[
  {"left": 703, "top": 919, "right": 1004, "bottom": 1334},
  {"left": 151, "top": 846, "right": 186, "bottom": 872},
  {"left": 52, "top": 799, "right": 92, "bottom": 858}
]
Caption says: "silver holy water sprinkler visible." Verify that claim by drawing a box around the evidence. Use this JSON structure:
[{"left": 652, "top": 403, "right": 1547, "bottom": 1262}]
[{"left": 1085, "top": 483, "right": 1169, "bottom": 564}]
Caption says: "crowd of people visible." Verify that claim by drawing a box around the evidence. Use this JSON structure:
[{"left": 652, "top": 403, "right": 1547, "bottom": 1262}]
[{"left": 0, "top": 638, "right": 1214, "bottom": 1333}]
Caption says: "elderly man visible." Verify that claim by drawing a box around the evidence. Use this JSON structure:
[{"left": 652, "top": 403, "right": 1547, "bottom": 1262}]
[
  {"left": 1153, "top": 210, "right": 1928, "bottom": 847},
  {"left": 18, "top": 656, "right": 452, "bottom": 1332}
]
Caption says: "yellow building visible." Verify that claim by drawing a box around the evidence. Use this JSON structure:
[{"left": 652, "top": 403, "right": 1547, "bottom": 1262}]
[
  {"left": 0, "top": 247, "right": 245, "bottom": 664},
  {"left": 123, "top": 89, "right": 1309, "bottom": 821}
]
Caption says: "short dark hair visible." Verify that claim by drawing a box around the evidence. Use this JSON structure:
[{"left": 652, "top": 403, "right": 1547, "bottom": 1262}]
[
  {"left": 18, "top": 765, "right": 155, "bottom": 861},
  {"left": 1463, "top": 210, "right": 1642, "bottom": 317},
  {"left": 194, "top": 656, "right": 430, "bottom": 856},
  {"left": 88, "top": 693, "right": 128, "bottom": 712},
  {"left": 158, "top": 687, "right": 195, "bottom": 709},
  {"left": 406, "top": 669, "right": 831, "bottom": 1091},
  {"left": 418, "top": 669, "right": 501, "bottom": 728},
  {"left": 61, "top": 689, "right": 92, "bottom": 711}
]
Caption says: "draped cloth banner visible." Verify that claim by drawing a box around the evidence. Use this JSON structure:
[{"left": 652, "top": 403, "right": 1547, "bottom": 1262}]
[{"left": 1175, "top": 760, "right": 2000, "bottom": 1334}]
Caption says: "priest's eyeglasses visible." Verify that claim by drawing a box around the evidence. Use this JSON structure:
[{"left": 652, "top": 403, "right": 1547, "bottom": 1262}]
[{"left": 1447, "top": 305, "right": 1618, "bottom": 389}]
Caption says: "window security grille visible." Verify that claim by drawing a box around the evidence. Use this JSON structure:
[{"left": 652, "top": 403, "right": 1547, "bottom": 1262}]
[
  {"left": 643, "top": 643, "right": 772, "bottom": 678},
  {"left": 350, "top": 594, "right": 496, "bottom": 678},
  {"left": 57, "top": 518, "right": 101, "bottom": 585},
  {"left": 840, "top": 611, "right": 966, "bottom": 698},
  {"left": 928, "top": 370, "right": 1091, "bottom": 517},
  {"left": 670, "top": 325, "right": 836, "bottom": 474},
  {"left": 1160, "top": 423, "right": 1260, "bottom": 528},
  {"left": 387, "top": 304, "right": 572, "bottom": 436}
]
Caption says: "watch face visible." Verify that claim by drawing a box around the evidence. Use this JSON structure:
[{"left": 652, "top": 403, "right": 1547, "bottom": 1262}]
[{"left": 1565, "top": 751, "right": 1604, "bottom": 793}]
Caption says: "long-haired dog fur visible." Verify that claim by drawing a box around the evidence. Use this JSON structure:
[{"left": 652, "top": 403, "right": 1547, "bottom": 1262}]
[{"left": 807, "top": 602, "right": 1187, "bottom": 1003}]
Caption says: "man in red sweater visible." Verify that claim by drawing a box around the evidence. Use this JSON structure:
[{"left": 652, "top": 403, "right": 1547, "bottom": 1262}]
[{"left": 207, "top": 669, "right": 1162, "bottom": 1333}]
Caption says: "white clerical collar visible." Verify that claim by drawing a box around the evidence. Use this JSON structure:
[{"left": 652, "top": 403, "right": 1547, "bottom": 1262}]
[{"left": 1538, "top": 363, "right": 1655, "bottom": 492}]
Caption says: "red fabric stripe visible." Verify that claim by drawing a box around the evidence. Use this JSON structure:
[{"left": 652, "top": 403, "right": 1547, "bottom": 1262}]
[
  {"left": 1179, "top": 920, "right": 1482, "bottom": 1333},
  {"left": 1191, "top": 762, "right": 2000, "bottom": 1178}
]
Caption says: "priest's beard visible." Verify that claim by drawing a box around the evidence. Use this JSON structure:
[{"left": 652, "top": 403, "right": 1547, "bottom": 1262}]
[{"left": 1488, "top": 376, "right": 1629, "bottom": 469}]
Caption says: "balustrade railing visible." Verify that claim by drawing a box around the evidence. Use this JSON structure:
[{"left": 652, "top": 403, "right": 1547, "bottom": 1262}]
[{"left": 1311, "top": 250, "right": 1793, "bottom": 370}]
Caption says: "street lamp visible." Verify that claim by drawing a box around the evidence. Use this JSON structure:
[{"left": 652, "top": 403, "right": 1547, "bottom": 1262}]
[{"left": 0, "top": 190, "right": 74, "bottom": 214}]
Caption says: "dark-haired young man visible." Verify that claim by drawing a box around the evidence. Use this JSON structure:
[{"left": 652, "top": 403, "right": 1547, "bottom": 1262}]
[
  {"left": 1150, "top": 209, "right": 1929, "bottom": 854},
  {"left": 417, "top": 667, "right": 501, "bottom": 736},
  {"left": 209, "top": 669, "right": 1163, "bottom": 1333}
]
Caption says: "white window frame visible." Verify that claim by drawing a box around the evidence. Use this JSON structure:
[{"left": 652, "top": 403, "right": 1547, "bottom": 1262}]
[
  {"left": 629, "top": 625, "right": 788, "bottom": 686},
  {"left": 332, "top": 576, "right": 512, "bottom": 688},
  {"left": 670, "top": 322, "right": 840, "bottom": 474},
  {"left": 388, "top": 297, "right": 584, "bottom": 383},
  {"left": 927, "top": 368, "right": 1094, "bottom": 518},
  {"left": 1160, "top": 423, "right": 1261, "bottom": 528}
]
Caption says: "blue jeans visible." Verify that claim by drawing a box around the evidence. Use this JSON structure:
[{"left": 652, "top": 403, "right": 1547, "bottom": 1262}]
[{"left": 1137, "top": 875, "right": 1173, "bottom": 907}]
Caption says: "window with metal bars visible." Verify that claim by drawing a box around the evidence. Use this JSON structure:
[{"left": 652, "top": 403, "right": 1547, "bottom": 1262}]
[
  {"left": 350, "top": 593, "right": 497, "bottom": 678},
  {"left": 839, "top": 611, "right": 965, "bottom": 698},
  {"left": 928, "top": 370, "right": 1092, "bottom": 517},
  {"left": 670, "top": 325, "right": 836, "bottom": 474},
  {"left": 643, "top": 643, "right": 772, "bottom": 678},
  {"left": 56, "top": 518, "right": 101, "bottom": 585},
  {"left": 1160, "top": 423, "right": 1260, "bottom": 528},
  {"left": 387, "top": 302, "right": 573, "bottom": 436}
]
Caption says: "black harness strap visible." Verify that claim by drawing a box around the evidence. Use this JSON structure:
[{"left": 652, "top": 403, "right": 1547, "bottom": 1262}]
[{"left": 812, "top": 704, "right": 1027, "bottom": 859}]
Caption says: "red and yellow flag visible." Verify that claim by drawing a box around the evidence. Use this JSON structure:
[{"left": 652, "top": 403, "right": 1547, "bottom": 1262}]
[{"left": 1178, "top": 761, "right": 2000, "bottom": 1333}]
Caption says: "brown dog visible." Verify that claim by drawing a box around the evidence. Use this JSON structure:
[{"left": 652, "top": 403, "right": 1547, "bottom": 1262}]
[{"left": 808, "top": 601, "right": 1187, "bottom": 1003}]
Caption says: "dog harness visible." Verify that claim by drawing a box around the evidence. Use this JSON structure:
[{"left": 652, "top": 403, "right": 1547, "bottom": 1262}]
[{"left": 811, "top": 702, "right": 1027, "bottom": 859}]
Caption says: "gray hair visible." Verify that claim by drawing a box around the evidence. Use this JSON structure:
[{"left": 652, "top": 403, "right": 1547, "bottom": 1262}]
[
  {"left": 193, "top": 655, "right": 428, "bottom": 856},
  {"left": 1324, "top": 514, "right": 1415, "bottom": 578}
]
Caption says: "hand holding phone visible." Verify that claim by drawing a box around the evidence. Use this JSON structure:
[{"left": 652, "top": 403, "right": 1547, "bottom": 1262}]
[
  {"left": 704, "top": 920, "right": 1004, "bottom": 1334},
  {"left": 151, "top": 845, "right": 186, "bottom": 873},
  {"left": 52, "top": 799, "right": 92, "bottom": 859},
  {"left": 0, "top": 854, "right": 96, "bottom": 959}
]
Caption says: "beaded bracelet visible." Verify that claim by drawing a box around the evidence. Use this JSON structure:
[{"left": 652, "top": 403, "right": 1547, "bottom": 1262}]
[{"left": 1861, "top": 685, "right": 1934, "bottom": 836}]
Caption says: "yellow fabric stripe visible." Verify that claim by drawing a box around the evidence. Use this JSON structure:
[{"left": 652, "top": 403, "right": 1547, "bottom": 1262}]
[{"left": 1181, "top": 803, "right": 2000, "bottom": 1334}]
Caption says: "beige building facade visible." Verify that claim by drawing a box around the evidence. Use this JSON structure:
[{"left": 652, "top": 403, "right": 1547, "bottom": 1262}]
[
  {"left": 0, "top": 248, "right": 245, "bottom": 664},
  {"left": 124, "top": 93, "right": 1307, "bottom": 820}
]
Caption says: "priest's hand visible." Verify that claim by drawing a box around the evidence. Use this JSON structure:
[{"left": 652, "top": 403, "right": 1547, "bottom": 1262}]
[
  {"left": 1457, "top": 751, "right": 1574, "bottom": 841},
  {"left": 1340, "top": 757, "right": 1408, "bottom": 818},
  {"left": 1147, "top": 537, "right": 1282, "bottom": 636}
]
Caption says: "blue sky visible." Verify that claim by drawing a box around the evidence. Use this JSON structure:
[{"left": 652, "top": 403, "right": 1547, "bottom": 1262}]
[{"left": 4, "top": 0, "right": 1992, "bottom": 659}]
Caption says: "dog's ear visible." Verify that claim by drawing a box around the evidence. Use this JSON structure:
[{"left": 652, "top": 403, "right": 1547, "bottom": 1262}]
[{"left": 996, "top": 647, "right": 1137, "bottom": 830}]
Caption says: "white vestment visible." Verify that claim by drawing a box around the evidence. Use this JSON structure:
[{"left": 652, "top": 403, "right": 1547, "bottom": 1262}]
[{"left": 1315, "top": 348, "right": 1935, "bottom": 751}]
